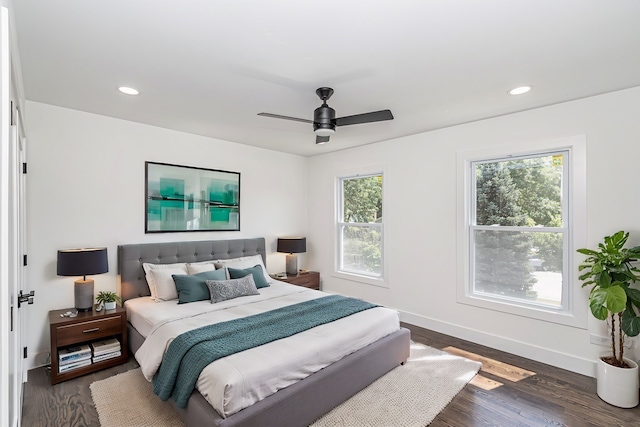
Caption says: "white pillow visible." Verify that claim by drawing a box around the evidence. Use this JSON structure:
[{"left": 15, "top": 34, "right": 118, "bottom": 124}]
[
  {"left": 187, "top": 259, "right": 218, "bottom": 266},
  {"left": 142, "top": 262, "right": 188, "bottom": 299},
  {"left": 148, "top": 268, "right": 185, "bottom": 301},
  {"left": 214, "top": 255, "right": 272, "bottom": 284},
  {"left": 187, "top": 262, "right": 217, "bottom": 274}
]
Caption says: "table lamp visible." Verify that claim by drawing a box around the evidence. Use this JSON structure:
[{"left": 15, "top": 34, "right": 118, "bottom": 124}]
[
  {"left": 57, "top": 247, "right": 108, "bottom": 312},
  {"left": 277, "top": 237, "right": 306, "bottom": 276}
]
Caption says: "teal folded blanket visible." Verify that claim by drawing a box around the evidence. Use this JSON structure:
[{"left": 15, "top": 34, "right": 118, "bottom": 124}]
[{"left": 152, "top": 294, "right": 378, "bottom": 407}]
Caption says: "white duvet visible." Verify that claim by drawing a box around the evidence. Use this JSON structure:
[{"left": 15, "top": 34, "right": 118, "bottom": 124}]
[{"left": 128, "top": 281, "right": 399, "bottom": 418}]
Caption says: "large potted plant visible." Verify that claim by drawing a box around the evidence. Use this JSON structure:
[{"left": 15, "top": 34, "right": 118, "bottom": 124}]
[{"left": 577, "top": 230, "right": 640, "bottom": 408}]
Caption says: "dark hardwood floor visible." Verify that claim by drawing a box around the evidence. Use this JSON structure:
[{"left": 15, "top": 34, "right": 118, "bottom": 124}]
[
  {"left": 21, "top": 323, "right": 639, "bottom": 427},
  {"left": 22, "top": 357, "right": 139, "bottom": 426},
  {"left": 403, "top": 323, "right": 640, "bottom": 427}
]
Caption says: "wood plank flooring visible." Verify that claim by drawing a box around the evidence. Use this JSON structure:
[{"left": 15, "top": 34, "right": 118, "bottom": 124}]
[
  {"left": 21, "top": 323, "right": 639, "bottom": 426},
  {"left": 22, "top": 357, "right": 139, "bottom": 426},
  {"left": 404, "top": 323, "right": 640, "bottom": 427}
]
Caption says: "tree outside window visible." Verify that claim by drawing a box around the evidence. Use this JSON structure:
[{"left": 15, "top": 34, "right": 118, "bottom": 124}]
[
  {"left": 472, "top": 153, "right": 565, "bottom": 306},
  {"left": 338, "top": 174, "right": 383, "bottom": 278}
]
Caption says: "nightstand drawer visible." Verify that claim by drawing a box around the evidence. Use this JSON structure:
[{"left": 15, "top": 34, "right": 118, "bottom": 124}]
[
  {"left": 288, "top": 277, "right": 316, "bottom": 288},
  {"left": 56, "top": 315, "right": 123, "bottom": 346},
  {"left": 273, "top": 271, "right": 320, "bottom": 290}
]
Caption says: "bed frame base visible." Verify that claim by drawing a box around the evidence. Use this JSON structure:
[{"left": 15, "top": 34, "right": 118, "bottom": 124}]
[{"left": 129, "top": 325, "right": 410, "bottom": 427}]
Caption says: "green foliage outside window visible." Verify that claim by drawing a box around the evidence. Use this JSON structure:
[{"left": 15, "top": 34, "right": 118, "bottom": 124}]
[
  {"left": 343, "top": 176, "right": 382, "bottom": 223},
  {"left": 474, "top": 155, "right": 563, "bottom": 298},
  {"left": 341, "top": 175, "right": 383, "bottom": 276}
]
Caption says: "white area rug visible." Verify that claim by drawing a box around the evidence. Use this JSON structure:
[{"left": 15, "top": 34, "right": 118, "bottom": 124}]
[
  {"left": 90, "top": 368, "right": 185, "bottom": 427},
  {"left": 91, "top": 342, "right": 481, "bottom": 427}
]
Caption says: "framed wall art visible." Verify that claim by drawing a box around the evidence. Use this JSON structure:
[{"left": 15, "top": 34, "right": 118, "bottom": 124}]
[{"left": 145, "top": 162, "right": 240, "bottom": 233}]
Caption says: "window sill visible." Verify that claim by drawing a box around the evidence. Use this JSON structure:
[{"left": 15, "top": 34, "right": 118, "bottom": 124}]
[
  {"left": 331, "top": 271, "right": 389, "bottom": 288},
  {"left": 457, "top": 292, "right": 587, "bottom": 329}
]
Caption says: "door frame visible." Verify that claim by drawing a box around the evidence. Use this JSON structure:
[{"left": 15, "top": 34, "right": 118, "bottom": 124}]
[
  {"left": 0, "top": 6, "right": 14, "bottom": 426},
  {"left": 11, "top": 98, "right": 26, "bottom": 427},
  {"left": 1, "top": 5, "right": 27, "bottom": 426}
]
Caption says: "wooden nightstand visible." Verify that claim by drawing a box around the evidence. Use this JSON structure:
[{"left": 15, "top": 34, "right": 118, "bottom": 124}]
[
  {"left": 273, "top": 271, "right": 320, "bottom": 290},
  {"left": 48, "top": 306, "right": 128, "bottom": 385}
]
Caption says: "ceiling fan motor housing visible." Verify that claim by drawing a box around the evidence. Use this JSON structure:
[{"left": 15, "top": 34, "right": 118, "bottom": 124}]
[{"left": 313, "top": 104, "right": 336, "bottom": 135}]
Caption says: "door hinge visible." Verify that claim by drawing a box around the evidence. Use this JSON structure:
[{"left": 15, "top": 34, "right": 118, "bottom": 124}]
[
  {"left": 10, "top": 101, "right": 15, "bottom": 126},
  {"left": 23, "top": 254, "right": 27, "bottom": 266},
  {"left": 23, "top": 347, "right": 27, "bottom": 359},
  {"left": 10, "top": 306, "right": 13, "bottom": 332},
  {"left": 22, "top": 162, "right": 27, "bottom": 174}
]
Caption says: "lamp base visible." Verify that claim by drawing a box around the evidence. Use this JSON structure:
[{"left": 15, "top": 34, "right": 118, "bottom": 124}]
[
  {"left": 75, "top": 279, "right": 94, "bottom": 312},
  {"left": 285, "top": 254, "right": 298, "bottom": 276}
]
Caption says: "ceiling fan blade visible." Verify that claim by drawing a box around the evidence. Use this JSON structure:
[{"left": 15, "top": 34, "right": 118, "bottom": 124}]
[
  {"left": 257, "top": 112, "right": 313, "bottom": 124},
  {"left": 335, "top": 109, "right": 394, "bottom": 127},
  {"left": 316, "top": 135, "right": 330, "bottom": 144}
]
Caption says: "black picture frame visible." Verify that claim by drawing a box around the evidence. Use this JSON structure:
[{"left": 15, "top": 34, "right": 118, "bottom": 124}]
[{"left": 145, "top": 161, "right": 240, "bottom": 233}]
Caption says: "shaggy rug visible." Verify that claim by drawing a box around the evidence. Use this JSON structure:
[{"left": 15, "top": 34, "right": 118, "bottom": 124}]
[{"left": 90, "top": 342, "right": 481, "bottom": 427}]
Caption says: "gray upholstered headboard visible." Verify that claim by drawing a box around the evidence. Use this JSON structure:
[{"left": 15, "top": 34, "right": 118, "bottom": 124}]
[{"left": 117, "top": 238, "right": 266, "bottom": 302}]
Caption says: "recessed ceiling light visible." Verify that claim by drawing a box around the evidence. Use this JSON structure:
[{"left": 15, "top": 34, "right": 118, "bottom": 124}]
[
  {"left": 508, "top": 86, "right": 532, "bottom": 95},
  {"left": 118, "top": 86, "right": 139, "bottom": 95}
]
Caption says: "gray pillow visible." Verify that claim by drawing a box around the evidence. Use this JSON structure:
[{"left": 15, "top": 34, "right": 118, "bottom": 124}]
[{"left": 206, "top": 274, "right": 260, "bottom": 303}]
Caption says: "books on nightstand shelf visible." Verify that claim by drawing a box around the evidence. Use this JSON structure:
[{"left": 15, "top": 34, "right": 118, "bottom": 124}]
[
  {"left": 59, "top": 358, "right": 92, "bottom": 373},
  {"left": 91, "top": 338, "right": 121, "bottom": 363},
  {"left": 59, "top": 344, "right": 92, "bottom": 373},
  {"left": 57, "top": 339, "right": 122, "bottom": 373}
]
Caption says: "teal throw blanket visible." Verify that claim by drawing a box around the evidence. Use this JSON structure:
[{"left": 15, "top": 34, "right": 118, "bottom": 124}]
[{"left": 152, "top": 295, "right": 378, "bottom": 407}]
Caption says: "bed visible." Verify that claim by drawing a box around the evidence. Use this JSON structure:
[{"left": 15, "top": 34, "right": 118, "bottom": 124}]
[{"left": 118, "top": 237, "right": 410, "bottom": 427}]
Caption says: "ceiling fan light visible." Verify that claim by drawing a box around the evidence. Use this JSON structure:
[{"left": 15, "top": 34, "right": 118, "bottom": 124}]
[{"left": 314, "top": 127, "right": 335, "bottom": 136}]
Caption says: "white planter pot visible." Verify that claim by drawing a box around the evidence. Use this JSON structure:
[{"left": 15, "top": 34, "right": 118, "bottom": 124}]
[
  {"left": 596, "top": 356, "right": 639, "bottom": 408},
  {"left": 104, "top": 301, "right": 116, "bottom": 310}
]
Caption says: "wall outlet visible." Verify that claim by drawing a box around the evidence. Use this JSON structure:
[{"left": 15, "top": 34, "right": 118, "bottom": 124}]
[
  {"left": 590, "top": 334, "right": 609, "bottom": 346},
  {"left": 590, "top": 334, "right": 634, "bottom": 348}
]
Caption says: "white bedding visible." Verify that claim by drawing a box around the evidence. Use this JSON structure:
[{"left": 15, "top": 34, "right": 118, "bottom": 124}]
[{"left": 127, "top": 281, "right": 399, "bottom": 418}]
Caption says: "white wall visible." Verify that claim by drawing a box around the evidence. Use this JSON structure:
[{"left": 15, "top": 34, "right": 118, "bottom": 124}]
[
  {"left": 24, "top": 87, "right": 640, "bottom": 376},
  {"left": 25, "top": 101, "right": 309, "bottom": 368},
  {"left": 308, "top": 86, "right": 640, "bottom": 377}
]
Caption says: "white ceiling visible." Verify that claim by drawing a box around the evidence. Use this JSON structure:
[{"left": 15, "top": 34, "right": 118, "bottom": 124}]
[{"left": 12, "top": 1, "right": 640, "bottom": 157}]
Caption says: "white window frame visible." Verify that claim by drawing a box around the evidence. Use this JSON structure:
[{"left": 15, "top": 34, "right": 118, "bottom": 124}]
[
  {"left": 456, "top": 135, "right": 587, "bottom": 328},
  {"left": 334, "top": 166, "right": 388, "bottom": 288}
]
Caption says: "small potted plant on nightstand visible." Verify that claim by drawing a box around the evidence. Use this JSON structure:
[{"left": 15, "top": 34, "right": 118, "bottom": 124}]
[
  {"left": 577, "top": 230, "right": 640, "bottom": 408},
  {"left": 96, "top": 291, "right": 122, "bottom": 311}
]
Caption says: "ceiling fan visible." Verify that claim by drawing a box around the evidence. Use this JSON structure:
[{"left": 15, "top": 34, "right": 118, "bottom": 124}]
[{"left": 258, "top": 87, "right": 394, "bottom": 144}]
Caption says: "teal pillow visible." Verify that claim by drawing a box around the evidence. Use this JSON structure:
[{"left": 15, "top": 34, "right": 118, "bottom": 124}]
[
  {"left": 172, "top": 269, "right": 227, "bottom": 304},
  {"left": 227, "top": 265, "right": 270, "bottom": 289}
]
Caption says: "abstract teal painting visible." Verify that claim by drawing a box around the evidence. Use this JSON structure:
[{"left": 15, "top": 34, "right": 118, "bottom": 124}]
[{"left": 145, "top": 162, "right": 240, "bottom": 232}]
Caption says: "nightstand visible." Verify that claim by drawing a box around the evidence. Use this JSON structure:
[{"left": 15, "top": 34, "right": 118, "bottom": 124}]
[
  {"left": 273, "top": 271, "right": 320, "bottom": 290},
  {"left": 48, "top": 306, "right": 128, "bottom": 385}
]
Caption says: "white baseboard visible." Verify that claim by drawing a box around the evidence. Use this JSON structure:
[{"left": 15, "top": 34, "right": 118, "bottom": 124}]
[
  {"left": 399, "top": 309, "right": 596, "bottom": 378},
  {"left": 24, "top": 350, "right": 49, "bottom": 374}
]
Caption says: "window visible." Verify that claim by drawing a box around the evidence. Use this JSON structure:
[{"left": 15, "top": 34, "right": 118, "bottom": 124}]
[
  {"left": 472, "top": 152, "right": 567, "bottom": 306},
  {"left": 457, "top": 136, "right": 587, "bottom": 327},
  {"left": 336, "top": 173, "right": 385, "bottom": 284}
]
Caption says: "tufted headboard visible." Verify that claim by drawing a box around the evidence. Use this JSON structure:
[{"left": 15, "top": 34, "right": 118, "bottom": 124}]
[{"left": 117, "top": 238, "right": 266, "bottom": 302}]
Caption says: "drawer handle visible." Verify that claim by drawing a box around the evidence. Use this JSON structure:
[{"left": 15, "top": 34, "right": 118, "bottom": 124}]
[{"left": 83, "top": 327, "right": 100, "bottom": 333}]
